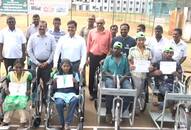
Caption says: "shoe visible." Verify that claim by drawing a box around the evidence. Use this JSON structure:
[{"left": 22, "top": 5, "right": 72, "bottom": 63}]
[
  {"left": 64, "top": 123, "right": 70, "bottom": 130},
  {"left": 1, "top": 122, "right": 9, "bottom": 126},
  {"left": 20, "top": 122, "right": 27, "bottom": 128},
  {"left": 105, "top": 114, "right": 112, "bottom": 124}
]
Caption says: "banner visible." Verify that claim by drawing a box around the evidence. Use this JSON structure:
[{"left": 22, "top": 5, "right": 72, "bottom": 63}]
[
  {"left": 28, "top": 0, "right": 69, "bottom": 15},
  {"left": 0, "top": 0, "right": 28, "bottom": 13}
]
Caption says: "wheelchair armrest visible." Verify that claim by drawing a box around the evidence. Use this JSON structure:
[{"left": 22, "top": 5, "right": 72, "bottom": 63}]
[
  {"left": 0, "top": 77, "right": 7, "bottom": 83},
  {"left": 47, "top": 79, "right": 53, "bottom": 85}
]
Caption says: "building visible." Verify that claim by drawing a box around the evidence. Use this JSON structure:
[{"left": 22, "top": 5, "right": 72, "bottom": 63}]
[{"left": 72, "top": 0, "right": 153, "bottom": 14}]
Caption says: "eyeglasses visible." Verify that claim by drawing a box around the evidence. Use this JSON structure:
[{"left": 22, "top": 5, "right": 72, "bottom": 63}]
[
  {"left": 7, "top": 21, "right": 15, "bottom": 24},
  {"left": 96, "top": 22, "right": 104, "bottom": 25}
]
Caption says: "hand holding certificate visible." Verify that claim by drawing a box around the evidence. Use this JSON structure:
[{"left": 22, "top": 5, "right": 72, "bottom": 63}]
[
  {"left": 160, "top": 61, "right": 176, "bottom": 74},
  {"left": 133, "top": 60, "right": 151, "bottom": 72},
  {"left": 56, "top": 74, "right": 74, "bottom": 88}
]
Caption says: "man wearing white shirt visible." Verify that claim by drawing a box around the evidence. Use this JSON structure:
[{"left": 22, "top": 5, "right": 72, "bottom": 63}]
[
  {"left": 0, "top": 16, "right": 26, "bottom": 73},
  {"left": 53, "top": 20, "right": 87, "bottom": 73},
  {"left": 169, "top": 28, "right": 187, "bottom": 64},
  {"left": 147, "top": 25, "right": 169, "bottom": 63}
]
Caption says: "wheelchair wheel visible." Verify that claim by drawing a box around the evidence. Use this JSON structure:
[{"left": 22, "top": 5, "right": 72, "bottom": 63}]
[
  {"left": 114, "top": 101, "right": 121, "bottom": 130},
  {"left": 185, "top": 76, "right": 191, "bottom": 93},
  {"left": 138, "top": 92, "right": 147, "bottom": 112},
  {"left": 176, "top": 105, "right": 191, "bottom": 130},
  {"left": 32, "top": 84, "right": 43, "bottom": 128}
]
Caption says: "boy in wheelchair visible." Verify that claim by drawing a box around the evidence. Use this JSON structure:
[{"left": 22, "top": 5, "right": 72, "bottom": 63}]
[
  {"left": 51, "top": 59, "right": 80, "bottom": 130},
  {"left": 150, "top": 46, "right": 182, "bottom": 117},
  {"left": 102, "top": 41, "right": 132, "bottom": 123},
  {"left": 1, "top": 59, "right": 32, "bottom": 128}
]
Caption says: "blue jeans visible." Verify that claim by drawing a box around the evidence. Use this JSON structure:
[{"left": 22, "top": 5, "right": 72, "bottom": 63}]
[
  {"left": 55, "top": 97, "right": 79, "bottom": 126},
  {"left": 105, "top": 77, "right": 133, "bottom": 114}
]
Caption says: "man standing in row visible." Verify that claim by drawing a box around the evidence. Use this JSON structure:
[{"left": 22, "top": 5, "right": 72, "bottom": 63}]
[
  {"left": 53, "top": 20, "right": 87, "bottom": 73},
  {"left": 112, "top": 23, "right": 136, "bottom": 57},
  {"left": 87, "top": 17, "right": 112, "bottom": 100},
  {"left": 27, "top": 20, "right": 56, "bottom": 102},
  {"left": 0, "top": 16, "right": 26, "bottom": 73}
]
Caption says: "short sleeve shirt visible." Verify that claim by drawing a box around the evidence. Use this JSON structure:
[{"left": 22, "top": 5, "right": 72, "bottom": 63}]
[
  {"left": 128, "top": 46, "right": 152, "bottom": 78},
  {"left": 169, "top": 39, "right": 187, "bottom": 63},
  {"left": 0, "top": 28, "right": 26, "bottom": 58},
  {"left": 103, "top": 55, "right": 130, "bottom": 75}
]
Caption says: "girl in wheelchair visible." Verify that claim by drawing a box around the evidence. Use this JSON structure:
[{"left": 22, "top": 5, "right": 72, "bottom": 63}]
[
  {"left": 1, "top": 59, "right": 32, "bottom": 128},
  {"left": 52, "top": 59, "right": 79, "bottom": 130}
]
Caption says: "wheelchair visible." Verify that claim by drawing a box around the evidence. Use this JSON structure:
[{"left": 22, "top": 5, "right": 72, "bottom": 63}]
[
  {"left": 44, "top": 72, "right": 85, "bottom": 130},
  {"left": 0, "top": 68, "right": 34, "bottom": 130},
  {"left": 94, "top": 68, "right": 137, "bottom": 130},
  {"left": 149, "top": 75, "right": 191, "bottom": 130}
]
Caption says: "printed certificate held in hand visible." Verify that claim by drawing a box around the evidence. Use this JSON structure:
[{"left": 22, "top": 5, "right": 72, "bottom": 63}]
[
  {"left": 56, "top": 74, "right": 73, "bottom": 88},
  {"left": 134, "top": 60, "right": 150, "bottom": 72},
  {"left": 160, "top": 61, "right": 176, "bottom": 74}
]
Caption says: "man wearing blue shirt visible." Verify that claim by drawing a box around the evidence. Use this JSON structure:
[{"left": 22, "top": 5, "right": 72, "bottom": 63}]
[{"left": 102, "top": 41, "right": 132, "bottom": 123}]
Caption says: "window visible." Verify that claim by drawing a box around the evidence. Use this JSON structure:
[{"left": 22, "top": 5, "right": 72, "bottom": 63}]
[
  {"left": 104, "top": 6, "right": 107, "bottom": 10},
  {"left": 117, "top": 7, "right": 120, "bottom": 10},
  {"left": 93, "top": 6, "right": 96, "bottom": 9},
  {"left": 130, "top": 1, "right": 133, "bottom": 4},
  {"left": 79, "top": 5, "right": 82, "bottom": 10},
  {"left": 117, "top": 1, "right": 120, "bottom": 4},
  {"left": 123, "top": 8, "right": 126, "bottom": 11},
  {"left": 86, "top": 5, "right": 89, "bottom": 10},
  {"left": 98, "top": 0, "right": 100, "bottom": 2},
  {"left": 136, "top": 2, "right": 139, "bottom": 5},
  {"left": 104, "top": 0, "right": 107, "bottom": 3},
  {"left": 129, "top": 8, "right": 132, "bottom": 11},
  {"left": 186, "top": 7, "right": 191, "bottom": 22},
  {"left": 136, "top": 8, "right": 138, "bottom": 11},
  {"left": 142, "top": 8, "right": 144, "bottom": 13},
  {"left": 142, "top": 2, "right": 145, "bottom": 5},
  {"left": 111, "top": 0, "right": 113, "bottom": 3},
  {"left": 124, "top": 1, "right": 126, "bottom": 4},
  {"left": 111, "top": 7, "right": 113, "bottom": 10},
  {"left": 91, "top": 0, "right": 94, "bottom": 2}
]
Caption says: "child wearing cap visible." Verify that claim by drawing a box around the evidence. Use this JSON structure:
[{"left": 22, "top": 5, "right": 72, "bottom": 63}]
[
  {"left": 102, "top": 41, "right": 132, "bottom": 123},
  {"left": 128, "top": 32, "right": 152, "bottom": 115},
  {"left": 150, "top": 45, "right": 182, "bottom": 118}
]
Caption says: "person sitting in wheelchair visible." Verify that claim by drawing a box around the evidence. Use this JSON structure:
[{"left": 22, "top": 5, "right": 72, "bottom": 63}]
[
  {"left": 102, "top": 41, "right": 132, "bottom": 123},
  {"left": 150, "top": 45, "right": 182, "bottom": 117},
  {"left": 1, "top": 59, "right": 32, "bottom": 128},
  {"left": 51, "top": 59, "right": 79, "bottom": 130}
]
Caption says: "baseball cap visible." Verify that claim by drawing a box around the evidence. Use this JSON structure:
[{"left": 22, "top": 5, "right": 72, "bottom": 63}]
[
  {"left": 163, "top": 45, "right": 174, "bottom": 52},
  {"left": 136, "top": 32, "right": 145, "bottom": 39},
  {"left": 113, "top": 41, "right": 123, "bottom": 49}
]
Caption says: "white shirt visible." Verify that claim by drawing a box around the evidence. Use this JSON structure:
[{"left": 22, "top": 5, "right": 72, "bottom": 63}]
[
  {"left": 0, "top": 28, "right": 26, "bottom": 59},
  {"left": 169, "top": 39, "right": 187, "bottom": 63},
  {"left": 147, "top": 37, "right": 169, "bottom": 63},
  {"left": 27, "top": 32, "right": 56, "bottom": 65},
  {"left": 53, "top": 34, "right": 87, "bottom": 70},
  {"left": 26, "top": 24, "right": 38, "bottom": 39}
]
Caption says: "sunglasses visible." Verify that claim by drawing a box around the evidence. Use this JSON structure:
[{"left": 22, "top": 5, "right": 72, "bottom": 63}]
[{"left": 96, "top": 22, "right": 104, "bottom": 25}]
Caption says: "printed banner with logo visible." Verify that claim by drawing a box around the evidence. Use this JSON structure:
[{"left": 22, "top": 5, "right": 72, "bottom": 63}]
[
  {"left": 28, "top": 0, "right": 69, "bottom": 15},
  {"left": 0, "top": 0, "right": 28, "bottom": 13}
]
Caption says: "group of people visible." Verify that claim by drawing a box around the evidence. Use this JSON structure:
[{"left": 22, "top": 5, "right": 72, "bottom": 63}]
[{"left": 0, "top": 13, "right": 188, "bottom": 130}]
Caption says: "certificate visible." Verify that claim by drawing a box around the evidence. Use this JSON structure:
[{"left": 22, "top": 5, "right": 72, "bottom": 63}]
[
  {"left": 160, "top": 61, "right": 177, "bottom": 74},
  {"left": 134, "top": 60, "right": 150, "bottom": 72},
  {"left": 9, "top": 82, "right": 27, "bottom": 96},
  {"left": 56, "top": 74, "right": 73, "bottom": 88}
]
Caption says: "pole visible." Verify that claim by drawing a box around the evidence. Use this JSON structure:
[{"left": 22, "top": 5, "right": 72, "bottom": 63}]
[
  {"left": 70, "top": 0, "right": 72, "bottom": 20},
  {"left": 112, "top": 0, "right": 115, "bottom": 25}
]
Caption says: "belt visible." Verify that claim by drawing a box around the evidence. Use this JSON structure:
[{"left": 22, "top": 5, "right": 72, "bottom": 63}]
[
  {"left": 37, "top": 59, "right": 48, "bottom": 63},
  {"left": 71, "top": 60, "right": 80, "bottom": 64}
]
